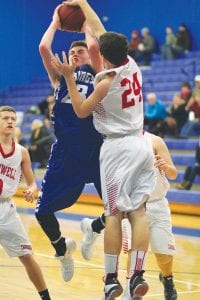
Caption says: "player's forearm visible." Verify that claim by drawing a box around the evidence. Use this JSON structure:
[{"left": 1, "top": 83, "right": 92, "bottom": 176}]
[
  {"left": 39, "top": 22, "right": 58, "bottom": 51},
  {"left": 164, "top": 164, "right": 177, "bottom": 180},
  {"left": 64, "top": 75, "right": 86, "bottom": 118},
  {"left": 85, "top": 29, "right": 103, "bottom": 72},
  {"left": 78, "top": 0, "right": 106, "bottom": 38}
]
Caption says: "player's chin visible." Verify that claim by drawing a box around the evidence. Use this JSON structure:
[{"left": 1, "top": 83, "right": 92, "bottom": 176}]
[
  {"left": 72, "top": 58, "right": 80, "bottom": 65},
  {"left": 6, "top": 128, "right": 14, "bottom": 133}
]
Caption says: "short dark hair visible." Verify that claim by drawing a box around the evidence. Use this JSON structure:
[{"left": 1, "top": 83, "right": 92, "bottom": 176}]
[
  {"left": 99, "top": 32, "right": 129, "bottom": 66},
  {"left": 181, "top": 81, "right": 191, "bottom": 89},
  {"left": 69, "top": 40, "right": 88, "bottom": 51},
  {"left": 0, "top": 106, "right": 16, "bottom": 114}
]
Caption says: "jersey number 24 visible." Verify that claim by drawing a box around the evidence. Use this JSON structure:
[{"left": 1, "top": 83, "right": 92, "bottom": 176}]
[{"left": 121, "top": 72, "right": 142, "bottom": 109}]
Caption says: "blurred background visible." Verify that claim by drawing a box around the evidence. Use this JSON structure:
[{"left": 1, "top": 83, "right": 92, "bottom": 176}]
[{"left": 1, "top": 0, "right": 200, "bottom": 89}]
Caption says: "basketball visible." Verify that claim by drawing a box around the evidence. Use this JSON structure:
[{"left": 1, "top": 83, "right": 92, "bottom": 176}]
[{"left": 58, "top": 3, "right": 85, "bottom": 32}]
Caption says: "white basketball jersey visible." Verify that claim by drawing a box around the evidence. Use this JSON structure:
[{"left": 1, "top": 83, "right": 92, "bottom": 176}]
[
  {"left": 0, "top": 142, "right": 22, "bottom": 199},
  {"left": 144, "top": 132, "right": 170, "bottom": 201},
  {"left": 93, "top": 56, "right": 144, "bottom": 136}
]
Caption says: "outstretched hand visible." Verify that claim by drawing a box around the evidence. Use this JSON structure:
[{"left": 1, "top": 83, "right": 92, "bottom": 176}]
[{"left": 51, "top": 51, "right": 76, "bottom": 77}]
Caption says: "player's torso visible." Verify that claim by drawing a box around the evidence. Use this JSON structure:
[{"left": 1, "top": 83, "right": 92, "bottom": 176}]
[
  {"left": 52, "top": 64, "right": 101, "bottom": 141},
  {"left": 93, "top": 57, "right": 144, "bottom": 136},
  {"left": 0, "top": 142, "right": 22, "bottom": 199}
]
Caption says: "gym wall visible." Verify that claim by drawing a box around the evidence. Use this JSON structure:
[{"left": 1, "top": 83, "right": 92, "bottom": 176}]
[{"left": 0, "top": 0, "right": 199, "bottom": 89}]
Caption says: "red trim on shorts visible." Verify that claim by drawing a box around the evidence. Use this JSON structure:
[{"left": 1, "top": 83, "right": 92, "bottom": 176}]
[
  {"left": 21, "top": 245, "right": 32, "bottom": 251},
  {"left": 168, "top": 244, "right": 176, "bottom": 250}
]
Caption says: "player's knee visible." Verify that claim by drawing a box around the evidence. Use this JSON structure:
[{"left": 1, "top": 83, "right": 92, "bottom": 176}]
[
  {"left": 155, "top": 253, "right": 173, "bottom": 265},
  {"left": 35, "top": 212, "right": 61, "bottom": 241},
  {"left": 19, "top": 253, "right": 33, "bottom": 266},
  {"left": 35, "top": 211, "right": 42, "bottom": 223},
  {"left": 35, "top": 212, "right": 49, "bottom": 225}
]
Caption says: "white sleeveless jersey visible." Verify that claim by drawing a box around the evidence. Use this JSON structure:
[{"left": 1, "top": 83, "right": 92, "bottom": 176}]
[
  {"left": 0, "top": 142, "right": 22, "bottom": 199},
  {"left": 93, "top": 56, "right": 144, "bottom": 136},
  {"left": 144, "top": 132, "right": 170, "bottom": 201}
]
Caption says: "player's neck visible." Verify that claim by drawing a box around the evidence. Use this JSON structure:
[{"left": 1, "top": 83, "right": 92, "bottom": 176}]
[
  {"left": 0, "top": 136, "right": 15, "bottom": 156},
  {"left": 0, "top": 134, "right": 13, "bottom": 147},
  {"left": 104, "top": 60, "right": 115, "bottom": 70}
]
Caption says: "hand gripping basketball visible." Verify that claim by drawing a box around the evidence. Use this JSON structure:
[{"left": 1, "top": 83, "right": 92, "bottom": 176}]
[{"left": 58, "top": 1, "right": 85, "bottom": 32}]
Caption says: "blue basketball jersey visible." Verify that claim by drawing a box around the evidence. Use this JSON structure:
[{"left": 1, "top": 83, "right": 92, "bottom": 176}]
[
  {"left": 36, "top": 64, "right": 103, "bottom": 214},
  {"left": 52, "top": 64, "right": 100, "bottom": 141}
]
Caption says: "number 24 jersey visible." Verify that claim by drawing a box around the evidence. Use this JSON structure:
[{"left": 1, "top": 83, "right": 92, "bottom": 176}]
[{"left": 93, "top": 56, "right": 143, "bottom": 137}]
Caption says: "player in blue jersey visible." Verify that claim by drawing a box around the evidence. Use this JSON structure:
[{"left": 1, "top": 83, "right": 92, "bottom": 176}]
[{"left": 35, "top": 4, "right": 105, "bottom": 282}]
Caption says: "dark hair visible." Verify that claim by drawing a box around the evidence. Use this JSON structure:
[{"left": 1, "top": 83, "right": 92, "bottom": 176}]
[
  {"left": 99, "top": 32, "right": 128, "bottom": 65},
  {"left": 181, "top": 81, "right": 191, "bottom": 89},
  {"left": 69, "top": 40, "right": 88, "bottom": 51},
  {"left": 0, "top": 106, "right": 16, "bottom": 114},
  {"left": 180, "top": 23, "right": 187, "bottom": 28}
]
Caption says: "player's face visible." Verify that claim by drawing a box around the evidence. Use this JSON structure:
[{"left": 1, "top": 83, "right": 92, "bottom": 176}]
[
  {"left": 0, "top": 111, "right": 16, "bottom": 135},
  {"left": 68, "top": 46, "right": 90, "bottom": 67},
  {"left": 195, "top": 81, "right": 200, "bottom": 88}
]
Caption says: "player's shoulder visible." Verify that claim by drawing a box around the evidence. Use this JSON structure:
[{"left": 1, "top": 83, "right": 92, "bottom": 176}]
[
  {"left": 128, "top": 56, "right": 141, "bottom": 73},
  {"left": 152, "top": 135, "right": 168, "bottom": 154},
  {"left": 13, "top": 142, "right": 26, "bottom": 161},
  {"left": 18, "top": 144, "right": 28, "bottom": 156},
  {"left": 147, "top": 132, "right": 164, "bottom": 146},
  {"left": 95, "top": 71, "right": 116, "bottom": 90}
]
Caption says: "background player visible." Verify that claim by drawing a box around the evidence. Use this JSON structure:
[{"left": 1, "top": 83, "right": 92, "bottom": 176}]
[
  {"left": 52, "top": 0, "right": 155, "bottom": 298},
  {"left": 35, "top": 3, "right": 105, "bottom": 282},
  {"left": 0, "top": 106, "right": 51, "bottom": 300},
  {"left": 122, "top": 132, "right": 178, "bottom": 300}
]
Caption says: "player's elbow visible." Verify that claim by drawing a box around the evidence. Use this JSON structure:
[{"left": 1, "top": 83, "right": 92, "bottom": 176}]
[
  {"left": 76, "top": 110, "right": 91, "bottom": 118},
  {"left": 168, "top": 168, "right": 178, "bottom": 180},
  {"left": 39, "top": 43, "right": 49, "bottom": 56},
  {"left": 73, "top": 106, "right": 91, "bottom": 118},
  {"left": 88, "top": 42, "right": 99, "bottom": 54},
  {"left": 169, "top": 174, "right": 177, "bottom": 180}
]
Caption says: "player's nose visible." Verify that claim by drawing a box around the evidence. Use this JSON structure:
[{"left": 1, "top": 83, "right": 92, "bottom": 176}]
[{"left": 8, "top": 118, "right": 14, "bottom": 124}]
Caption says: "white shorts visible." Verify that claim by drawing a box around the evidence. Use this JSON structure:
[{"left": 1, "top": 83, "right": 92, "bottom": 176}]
[
  {"left": 122, "top": 198, "right": 176, "bottom": 255},
  {"left": 0, "top": 200, "right": 32, "bottom": 257},
  {"left": 100, "top": 135, "right": 155, "bottom": 216}
]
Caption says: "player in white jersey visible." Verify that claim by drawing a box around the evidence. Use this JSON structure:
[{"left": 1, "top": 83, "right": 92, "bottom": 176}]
[
  {"left": 0, "top": 106, "right": 51, "bottom": 300},
  {"left": 93, "top": 58, "right": 143, "bottom": 139},
  {"left": 122, "top": 132, "right": 178, "bottom": 300},
  {"left": 80, "top": 132, "right": 178, "bottom": 300},
  {"left": 51, "top": 1, "right": 155, "bottom": 299}
]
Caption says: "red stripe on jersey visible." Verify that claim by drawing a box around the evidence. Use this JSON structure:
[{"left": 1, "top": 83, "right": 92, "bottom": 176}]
[{"left": 0, "top": 139, "right": 15, "bottom": 158}]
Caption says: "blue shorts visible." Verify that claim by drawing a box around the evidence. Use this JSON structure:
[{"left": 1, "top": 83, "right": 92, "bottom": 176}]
[{"left": 35, "top": 138, "right": 102, "bottom": 214}]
